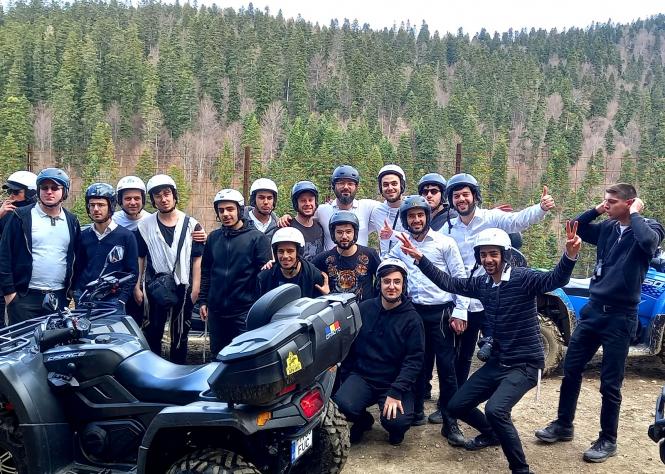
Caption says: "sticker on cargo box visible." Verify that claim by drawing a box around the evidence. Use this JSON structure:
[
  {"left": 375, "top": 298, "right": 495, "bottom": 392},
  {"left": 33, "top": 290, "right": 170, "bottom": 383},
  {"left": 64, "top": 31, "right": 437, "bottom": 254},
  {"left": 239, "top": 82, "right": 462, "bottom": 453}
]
[
  {"left": 325, "top": 321, "right": 341, "bottom": 340},
  {"left": 286, "top": 351, "right": 302, "bottom": 375}
]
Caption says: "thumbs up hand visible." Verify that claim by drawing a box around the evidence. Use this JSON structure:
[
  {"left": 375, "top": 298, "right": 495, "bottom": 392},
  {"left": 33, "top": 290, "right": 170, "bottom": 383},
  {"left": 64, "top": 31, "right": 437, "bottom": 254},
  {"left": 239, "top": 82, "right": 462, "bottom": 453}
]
[
  {"left": 540, "top": 185, "right": 555, "bottom": 212},
  {"left": 380, "top": 218, "right": 393, "bottom": 240}
]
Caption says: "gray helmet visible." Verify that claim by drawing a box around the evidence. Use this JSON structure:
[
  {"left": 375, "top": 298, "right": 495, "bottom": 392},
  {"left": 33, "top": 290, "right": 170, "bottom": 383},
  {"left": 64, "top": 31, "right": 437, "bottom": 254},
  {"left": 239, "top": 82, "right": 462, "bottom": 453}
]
[
  {"left": 328, "top": 211, "right": 360, "bottom": 245},
  {"left": 446, "top": 173, "right": 481, "bottom": 208},
  {"left": 331, "top": 165, "right": 360, "bottom": 188},
  {"left": 418, "top": 173, "right": 447, "bottom": 195},
  {"left": 291, "top": 180, "right": 318, "bottom": 212},
  {"left": 36, "top": 168, "right": 70, "bottom": 200},
  {"left": 399, "top": 195, "right": 431, "bottom": 233}
]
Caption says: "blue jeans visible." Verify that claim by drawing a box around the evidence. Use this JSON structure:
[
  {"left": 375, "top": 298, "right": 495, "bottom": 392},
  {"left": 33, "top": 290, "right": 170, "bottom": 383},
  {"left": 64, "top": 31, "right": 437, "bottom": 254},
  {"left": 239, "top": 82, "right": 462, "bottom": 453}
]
[{"left": 556, "top": 301, "right": 637, "bottom": 443}]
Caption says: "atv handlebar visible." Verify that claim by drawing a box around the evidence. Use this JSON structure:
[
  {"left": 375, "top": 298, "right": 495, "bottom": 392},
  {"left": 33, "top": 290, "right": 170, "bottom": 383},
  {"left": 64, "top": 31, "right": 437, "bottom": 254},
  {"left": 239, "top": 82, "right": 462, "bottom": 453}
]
[{"left": 38, "top": 327, "right": 77, "bottom": 352}]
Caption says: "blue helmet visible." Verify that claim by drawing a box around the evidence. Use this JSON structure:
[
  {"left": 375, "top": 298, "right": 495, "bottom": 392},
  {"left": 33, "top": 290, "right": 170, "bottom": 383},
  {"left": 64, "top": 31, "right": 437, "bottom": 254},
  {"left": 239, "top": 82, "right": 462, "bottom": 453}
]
[
  {"left": 328, "top": 211, "right": 360, "bottom": 245},
  {"left": 418, "top": 173, "right": 447, "bottom": 195},
  {"left": 85, "top": 182, "right": 117, "bottom": 212},
  {"left": 291, "top": 180, "right": 319, "bottom": 212},
  {"left": 446, "top": 173, "right": 481, "bottom": 208},
  {"left": 36, "top": 168, "right": 70, "bottom": 200},
  {"left": 331, "top": 165, "right": 360, "bottom": 188},
  {"left": 399, "top": 195, "right": 431, "bottom": 234}
]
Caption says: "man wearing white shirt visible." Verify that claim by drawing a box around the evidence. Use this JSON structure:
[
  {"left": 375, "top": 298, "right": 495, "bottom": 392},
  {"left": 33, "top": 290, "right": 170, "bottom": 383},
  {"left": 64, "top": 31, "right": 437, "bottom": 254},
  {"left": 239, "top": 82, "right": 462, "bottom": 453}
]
[
  {"left": 369, "top": 164, "right": 407, "bottom": 257},
  {"left": 388, "top": 195, "right": 469, "bottom": 446},
  {"left": 440, "top": 173, "right": 555, "bottom": 393}
]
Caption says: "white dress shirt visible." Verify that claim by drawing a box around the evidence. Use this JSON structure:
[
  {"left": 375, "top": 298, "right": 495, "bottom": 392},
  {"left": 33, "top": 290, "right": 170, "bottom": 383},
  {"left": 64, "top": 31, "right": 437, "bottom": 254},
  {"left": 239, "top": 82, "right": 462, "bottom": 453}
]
[
  {"left": 316, "top": 198, "right": 380, "bottom": 250},
  {"left": 369, "top": 201, "right": 404, "bottom": 257}
]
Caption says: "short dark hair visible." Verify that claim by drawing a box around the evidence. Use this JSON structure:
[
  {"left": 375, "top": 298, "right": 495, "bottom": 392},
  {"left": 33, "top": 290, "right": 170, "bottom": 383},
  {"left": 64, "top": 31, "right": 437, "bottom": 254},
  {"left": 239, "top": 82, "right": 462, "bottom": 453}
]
[{"left": 605, "top": 183, "right": 636, "bottom": 201}]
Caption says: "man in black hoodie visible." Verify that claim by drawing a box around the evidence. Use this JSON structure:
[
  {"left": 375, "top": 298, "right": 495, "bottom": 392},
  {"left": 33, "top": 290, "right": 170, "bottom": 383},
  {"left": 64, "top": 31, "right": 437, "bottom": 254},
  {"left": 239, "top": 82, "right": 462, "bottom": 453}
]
[
  {"left": 536, "top": 183, "right": 665, "bottom": 463},
  {"left": 333, "top": 258, "right": 424, "bottom": 446},
  {"left": 199, "top": 189, "right": 271, "bottom": 356}
]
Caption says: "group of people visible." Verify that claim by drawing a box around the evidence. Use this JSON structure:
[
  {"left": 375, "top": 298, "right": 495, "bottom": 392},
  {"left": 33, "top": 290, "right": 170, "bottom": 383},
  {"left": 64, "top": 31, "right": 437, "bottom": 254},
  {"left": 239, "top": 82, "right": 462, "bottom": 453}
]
[{"left": 0, "top": 163, "right": 662, "bottom": 474}]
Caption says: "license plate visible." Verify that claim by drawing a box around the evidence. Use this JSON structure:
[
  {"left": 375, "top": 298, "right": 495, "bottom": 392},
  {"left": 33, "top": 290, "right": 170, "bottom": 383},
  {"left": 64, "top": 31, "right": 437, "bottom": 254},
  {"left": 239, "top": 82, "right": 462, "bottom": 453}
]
[{"left": 291, "top": 429, "right": 313, "bottom": 462}]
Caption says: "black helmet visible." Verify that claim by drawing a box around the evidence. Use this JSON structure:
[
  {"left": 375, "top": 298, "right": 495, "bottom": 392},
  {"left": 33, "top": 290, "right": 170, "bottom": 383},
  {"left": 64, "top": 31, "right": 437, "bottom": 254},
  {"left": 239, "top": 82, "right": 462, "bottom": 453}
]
[
  {"left": 291, "top": 180, "right": 319, "bottom": 212},
  {"left": 36, "top": 168, "right": 70, "bottom": 200},
  {"left": 331, "top": 165, "right": 360, "bottom": 188},
  {"left": 85, "top": 182, "right": 117, "bottom": 212},
  {"left": 399, "top": 195, "right": 431, "bottom": 233},
  {"left": 328, "top": 210, "right": 360, "bottom": 245},
  {"left": 418, "top": 173, "right": 447, "bottom": 195},
  {"left": 445, "top": 173, "right": 481, "bottom": 208}
]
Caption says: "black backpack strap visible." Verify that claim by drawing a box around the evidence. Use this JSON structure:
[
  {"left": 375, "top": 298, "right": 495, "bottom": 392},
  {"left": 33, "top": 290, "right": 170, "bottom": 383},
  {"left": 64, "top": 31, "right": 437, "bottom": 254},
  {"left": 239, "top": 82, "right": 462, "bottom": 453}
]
[{"left": 172, "top": 216, "right": 190, "bottom": 275}]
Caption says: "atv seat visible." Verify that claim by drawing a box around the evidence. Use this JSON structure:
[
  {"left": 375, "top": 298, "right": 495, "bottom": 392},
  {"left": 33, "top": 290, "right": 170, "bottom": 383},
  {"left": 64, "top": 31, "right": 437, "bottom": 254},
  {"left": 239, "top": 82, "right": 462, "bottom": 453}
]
[
  {"left": 246, "top": 284, "right": 302, "bottom": 331},
  {"left": 115, "top": 350, "right": 218, "bottom": 405}
]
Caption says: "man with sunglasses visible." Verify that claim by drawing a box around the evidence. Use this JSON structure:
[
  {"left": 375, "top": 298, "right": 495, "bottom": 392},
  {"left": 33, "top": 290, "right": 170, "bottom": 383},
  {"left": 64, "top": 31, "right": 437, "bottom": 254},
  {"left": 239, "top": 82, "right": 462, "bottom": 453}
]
[
  {"left": 418, "top": 173, "right": 457, "bottom": 232},
  {"left": 0, "top": 168, "right": 80, "bottom": 324}
]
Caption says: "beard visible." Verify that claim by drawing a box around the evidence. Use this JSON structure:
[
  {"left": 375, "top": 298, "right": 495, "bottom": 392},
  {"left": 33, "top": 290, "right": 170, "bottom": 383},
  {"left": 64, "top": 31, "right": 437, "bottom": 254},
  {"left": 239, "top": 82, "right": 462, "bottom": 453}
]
[{"left": 455, "top": 202, "right": 476, "bottom": 216}]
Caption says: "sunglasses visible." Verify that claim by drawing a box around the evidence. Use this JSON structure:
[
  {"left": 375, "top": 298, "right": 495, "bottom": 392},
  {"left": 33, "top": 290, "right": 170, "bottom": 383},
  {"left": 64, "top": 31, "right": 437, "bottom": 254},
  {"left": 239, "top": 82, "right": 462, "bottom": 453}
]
[
  {"left": 5, "top": 188, "right": 21, "bottom": 196},
  {"left": 39, "top": 185, "right": 62, "bottom": 192},
  {"left": 421, "top": 188, "right": 440, "bottom": 196}
]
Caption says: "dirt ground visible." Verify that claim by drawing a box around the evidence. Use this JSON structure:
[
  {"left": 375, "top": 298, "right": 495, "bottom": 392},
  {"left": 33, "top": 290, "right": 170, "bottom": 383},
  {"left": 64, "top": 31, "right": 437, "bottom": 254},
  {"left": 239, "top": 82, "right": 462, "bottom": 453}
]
[{"left": 343, "top": 352, "right": 665, "bottom": 474}]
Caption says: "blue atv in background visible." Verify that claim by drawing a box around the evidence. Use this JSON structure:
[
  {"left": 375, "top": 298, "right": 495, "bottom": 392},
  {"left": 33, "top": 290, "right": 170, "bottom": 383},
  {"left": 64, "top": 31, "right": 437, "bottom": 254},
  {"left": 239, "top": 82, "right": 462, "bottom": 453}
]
[{"left": 537, "top": 250, "right": 665, "bottom": 374}]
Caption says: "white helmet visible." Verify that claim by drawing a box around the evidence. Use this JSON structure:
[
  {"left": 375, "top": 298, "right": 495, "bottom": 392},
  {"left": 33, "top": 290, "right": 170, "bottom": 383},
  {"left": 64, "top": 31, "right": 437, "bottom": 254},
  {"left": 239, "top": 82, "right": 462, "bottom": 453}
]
[
  {"left": 214, "top": 189, "right": 244, "bottom": 208},
  {"left": 146, "top": 174, "right": 177, "bottom": 194},
  {"left": 250, "top": 178, "right": 278, "bottom": 207},
  {"left": 117, "top": 176, "right": 146, "bottom": 207},
  {"left": 377, "top": 257, "right": 409, "bottom": 276},
  {"left": 271, "top": 227, "right": 305, "bottom": 252},
  {"left": 4, "top": 171, "right": 37, "bottom": 191},
  {"left": 473, "top": 228, "right": 512, "bottom": 265},
  {"left": 378, "top": 164, "right": 406, "bottom": 194}
]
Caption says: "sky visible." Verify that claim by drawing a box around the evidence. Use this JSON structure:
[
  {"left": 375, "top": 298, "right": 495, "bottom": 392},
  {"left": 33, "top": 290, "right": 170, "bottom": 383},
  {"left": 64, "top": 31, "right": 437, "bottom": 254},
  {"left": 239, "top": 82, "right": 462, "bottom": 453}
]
[{"left": 212, "top": 0, "right": 664, "bottom": 35}]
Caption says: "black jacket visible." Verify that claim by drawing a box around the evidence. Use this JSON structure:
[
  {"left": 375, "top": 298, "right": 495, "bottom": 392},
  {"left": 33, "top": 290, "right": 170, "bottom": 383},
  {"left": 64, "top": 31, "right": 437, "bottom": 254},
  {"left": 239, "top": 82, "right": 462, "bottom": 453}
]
[
  {"left": 257, "top": 258, "right": 324, "bottom": 298},
  {"left": 0, "top": 203, "right": 80, "bottom": 296},
  {"left": 575, "top": 208, "right": 664, "bottom": 309},
  {"left": 431, "top": 205, "right": 457, "bottom": 232},
  {"left": 347, "top": 296, "right": 424, "bottom": 400},
  {"left": 199, "top": 219, "right": 272, "bottom": 316}
]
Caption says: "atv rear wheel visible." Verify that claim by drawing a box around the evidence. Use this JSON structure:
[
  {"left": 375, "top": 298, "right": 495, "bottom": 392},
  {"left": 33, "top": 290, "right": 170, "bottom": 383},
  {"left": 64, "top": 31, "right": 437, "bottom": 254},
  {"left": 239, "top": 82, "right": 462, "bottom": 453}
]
[
  {"left": 539, "top": 315, "right": 564, "bottom": 376},
  {"left": 293, "top": 401, "right": 350, "bottom": 474},
  {"left": 166, "top": 448, "right": 260, "bottom": 474},
  {"left": 0, "top": 414, "right": 27, "bottom": 474}
]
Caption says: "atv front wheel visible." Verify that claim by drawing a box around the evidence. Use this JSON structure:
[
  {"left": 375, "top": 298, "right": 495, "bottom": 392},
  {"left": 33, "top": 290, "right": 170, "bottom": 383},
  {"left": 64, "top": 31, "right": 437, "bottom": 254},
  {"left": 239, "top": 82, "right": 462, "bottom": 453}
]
[
  {"left": 166, "top": 448, "right": 260, "bottom": 474},
  {"left": 539, "top": 315, "right": 564, "bottom": 376},
  {"left": 293, "top": 401, "right": 350, "bottom": 474},
  {"left": 0, "top": 414, "right": 27, "bottom": 474}
]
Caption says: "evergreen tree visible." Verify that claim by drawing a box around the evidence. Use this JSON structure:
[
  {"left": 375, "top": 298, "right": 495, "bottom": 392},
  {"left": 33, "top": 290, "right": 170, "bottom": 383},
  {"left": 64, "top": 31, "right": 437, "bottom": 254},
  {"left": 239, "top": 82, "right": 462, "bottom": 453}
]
[
  {"left": 214, "top": 140, "right": 235, "bottom": 189},
  {"left": 134, "top": 148, "right": 157, "bottom": 185},
  {"left": 168, "top": 164, "right": 191, "bottom": 211},
  {"left": 488, "top": 134, "right": 508, "bottom": 204},
  {"left": 242, "top": 113, "right": 262, "bottom": 181}
]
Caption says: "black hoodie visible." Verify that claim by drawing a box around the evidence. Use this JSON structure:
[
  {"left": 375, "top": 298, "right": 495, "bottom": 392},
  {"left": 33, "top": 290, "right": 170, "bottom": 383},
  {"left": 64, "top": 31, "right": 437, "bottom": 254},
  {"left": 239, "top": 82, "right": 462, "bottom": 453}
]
[
  {"left": 346, "top": 295, "right": 424, "bottom": 400},
  {"left": 257, "top": 258, "right": 324, "bottom": 298},
  {"left": 199, "top": 219, "right": 271, "bottom": 316}
]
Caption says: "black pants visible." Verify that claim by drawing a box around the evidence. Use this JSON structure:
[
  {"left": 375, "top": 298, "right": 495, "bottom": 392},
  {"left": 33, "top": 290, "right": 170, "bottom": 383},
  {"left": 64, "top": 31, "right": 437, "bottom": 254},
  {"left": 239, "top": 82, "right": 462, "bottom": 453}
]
[
  {"left": 143, "top": 284, "right": 193, "bottom": 364},
  {"left": 208, "top": 311, "right": 248, "bottom": 357},
  {"left": 556, "top": 302, "right": 637, "bottom": 443},
  {"left": 455, "top": 310, "right": 485, "bottom": 386},
  {"left": 333, "top": 374, "right": 415, "bottom": 437},
  {"left": 125, "top": 293, "right": 145, "bottom": 327},
  {"left": 6, "top": 289, "right": 68, "bottom": 325},
  {"left": 413, "top": 303, "right": 457, "bottom": 414},
  {"left": 448, "top": 359, "right": 538, "bottom": 473},
  {"left": 0, "top": 297, "right": 5, "bottom": 328}
]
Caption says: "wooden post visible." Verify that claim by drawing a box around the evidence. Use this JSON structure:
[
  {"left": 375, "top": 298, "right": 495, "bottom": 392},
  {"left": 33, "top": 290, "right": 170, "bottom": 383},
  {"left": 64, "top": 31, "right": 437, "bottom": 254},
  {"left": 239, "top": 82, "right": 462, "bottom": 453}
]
[
  {"left": 243, "top": 146, "right": 251, "bottom": 202},
  {"left": 455, "top": 143, "right": 462, "bottom": 174}
]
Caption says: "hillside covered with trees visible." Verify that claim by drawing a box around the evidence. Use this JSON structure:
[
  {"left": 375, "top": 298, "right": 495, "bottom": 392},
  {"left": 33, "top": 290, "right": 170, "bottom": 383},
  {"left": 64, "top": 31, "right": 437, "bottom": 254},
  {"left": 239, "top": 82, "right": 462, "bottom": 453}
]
[{"left": 0, "top": 1, "right": 664, "bottom": 269}]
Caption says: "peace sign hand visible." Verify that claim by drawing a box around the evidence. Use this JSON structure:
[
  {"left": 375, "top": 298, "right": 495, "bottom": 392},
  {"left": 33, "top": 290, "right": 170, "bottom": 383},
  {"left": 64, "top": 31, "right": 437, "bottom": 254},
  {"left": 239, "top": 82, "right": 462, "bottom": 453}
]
[
  {"left": 396, "top": 233, "right": 423, "bottom": 263},
  {"left": 565, "top": 220, "right": 581, "bottom": 259}
]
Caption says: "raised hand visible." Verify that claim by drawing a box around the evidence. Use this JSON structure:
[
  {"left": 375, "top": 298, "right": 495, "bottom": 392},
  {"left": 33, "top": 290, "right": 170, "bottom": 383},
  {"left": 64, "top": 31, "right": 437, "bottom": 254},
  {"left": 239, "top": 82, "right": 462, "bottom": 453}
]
[
  {"left": 396, "top": 233, "right": 423, "bottom": 262},
  {"left": 565, "top": 220, "right": 582, "bottom": 259},
  {"left": 540, "top": 186, "right": 555, "bottom": 211},
  {"left": 629, "top": 197, "right": 644, "bottom": 214},
  {"left": 315, "top": 272, "right": 330, "bottom": 295},
  {"left": 0, "top": 199, "right": 16, "bottom": 219},
  {"left": 595, "top": 200, "right": 607, "bottom": 214},
  {"left": 379, "top": 218, "right": 393, "bottom": 240}
]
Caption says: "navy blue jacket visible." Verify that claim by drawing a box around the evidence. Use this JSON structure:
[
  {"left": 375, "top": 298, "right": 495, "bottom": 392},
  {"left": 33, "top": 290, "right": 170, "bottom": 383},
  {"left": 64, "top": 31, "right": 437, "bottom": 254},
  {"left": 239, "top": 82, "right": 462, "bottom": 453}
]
[
  {"left": 74, "top": 224, "right": 139, "bottom": 303},
  {"left": 575, "top": 209, "right": 664, "bottom": 309},
  {"left": 0, "top": 203, "right": 80, "bottom": 296}
]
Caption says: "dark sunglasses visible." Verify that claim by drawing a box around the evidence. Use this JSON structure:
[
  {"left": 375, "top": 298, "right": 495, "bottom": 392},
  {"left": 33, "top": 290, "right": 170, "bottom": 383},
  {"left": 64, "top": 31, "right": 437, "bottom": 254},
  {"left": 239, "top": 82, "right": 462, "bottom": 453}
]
[
  {"left": 39, "top": 185, "right": 62, "bottom": 192},
  {"left": 5, "top": 188, "right": 21, "bottom": 196},
  {"left": 421, "top": 188, "right": 440, "bottom": 196}
]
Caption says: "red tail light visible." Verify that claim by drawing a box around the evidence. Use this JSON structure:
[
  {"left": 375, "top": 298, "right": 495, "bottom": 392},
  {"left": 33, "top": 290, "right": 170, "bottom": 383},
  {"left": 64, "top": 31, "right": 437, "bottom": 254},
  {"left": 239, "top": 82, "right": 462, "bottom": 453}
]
[{"left": 299, "top": 389, "right": 324, "bottom": 419}]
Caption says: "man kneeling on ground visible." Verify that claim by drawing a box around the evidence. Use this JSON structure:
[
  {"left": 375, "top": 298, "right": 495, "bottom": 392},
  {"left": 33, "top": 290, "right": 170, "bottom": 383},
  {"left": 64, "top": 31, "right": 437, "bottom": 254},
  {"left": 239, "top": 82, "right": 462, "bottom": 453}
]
[
  {"left": 333, "top": 258, "right": 424, "bottom": 446},
  {"left": 397, "top": 223, "right": 581, "bottom": 474}
]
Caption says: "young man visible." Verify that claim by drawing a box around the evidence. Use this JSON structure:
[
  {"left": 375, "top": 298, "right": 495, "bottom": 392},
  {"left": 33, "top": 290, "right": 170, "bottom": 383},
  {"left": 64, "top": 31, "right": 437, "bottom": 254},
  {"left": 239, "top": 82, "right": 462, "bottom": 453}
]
[
  {"left": 244, "top": 178, "right": 279, "bottom": 239},
  {"left": 334, "top": 258, "right": 424, "bottom": 446},
  {"left": 441, "top": 173, "right": 554, "bottom": 403},
  {"left": 199, "top": 189, "right": 272, "bottom": 356},
  {"left": 312, "top": 211, "right": 380, "bottom": 303},
  {"left": 398, "top": 224, "right": 581, "bottom": 474},
  {"left": 536, "top": 184, "right": 664, "bottom": 463},
  {"left": 74, "top": 183, "right": 138, "bottom": 312},
  {"left": 136, "top": 174, "right": 203, "bottom": 364},
  {"left": 417, "top": 172, "right": 456, "bottom": 232},
  {"left": 257, "top": 227, "right": 328, "bottom": 297},
  {"left": 387, "top": 195, "right": 469, "bottom": 443},
  {"left": 0, "top": 168, "right": 80, "bottom": 323},
  {"left": 0, "top": 171, "right": 37, "bottom": 326},
  {"left": 289, "top": 180, "right": 324, "bottom": 261},
  {"left": 112, "top": 176, "right": 151, "bottom": 231},
  {"left": 370, "top": 164, "right": 407, "bottom": 257}
]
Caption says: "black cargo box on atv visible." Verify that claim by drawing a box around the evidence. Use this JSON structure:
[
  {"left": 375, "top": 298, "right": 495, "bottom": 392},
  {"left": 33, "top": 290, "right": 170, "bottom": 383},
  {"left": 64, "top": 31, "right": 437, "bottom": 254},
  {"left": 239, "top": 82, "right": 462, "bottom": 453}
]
[{"left": 208, "top": 285, "right": 361, "bottom": 405}]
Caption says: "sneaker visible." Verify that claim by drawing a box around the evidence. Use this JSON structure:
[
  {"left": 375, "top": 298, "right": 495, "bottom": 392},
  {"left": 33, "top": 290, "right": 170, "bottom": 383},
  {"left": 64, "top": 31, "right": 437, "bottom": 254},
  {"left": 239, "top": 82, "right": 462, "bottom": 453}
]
[
  {"left": 411, "top": 411, "right": 427, "bottom": 426},
  {"left": 428, "top": 409, "right": 444, "bottom": 424},
  {"left": 464, "top": 433, "right": 500, "bottom": 451},
  {"left": 583, "top": 438, "right": 617, "bottom": 463},
  {"left": 388, "top": 431, "right": 405, "bottom": 446},
  {"left": 442, "top": 419, "right": 466, "bottom": 447},
  {"left": 534, "top": 420, "right": 574, "bottom": 443},
  {"left": 349, "top": 413, "right": 374, "bottom": 444}
]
